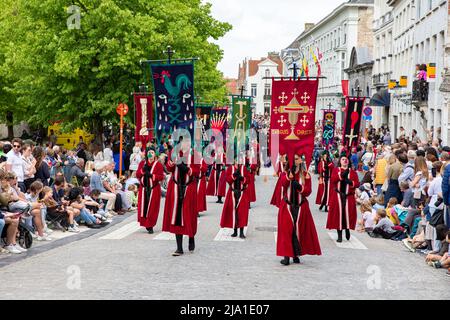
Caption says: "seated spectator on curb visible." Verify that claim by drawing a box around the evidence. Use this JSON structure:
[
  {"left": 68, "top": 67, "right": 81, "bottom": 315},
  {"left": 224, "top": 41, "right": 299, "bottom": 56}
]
[
  {"left": 370, "top": 209, "right": 404, "bottom": 239},
  {"left": 425, "top": 227, "right": 450, "bottom": 270},
  {"left": 386, "top": 197, "right": 400, "bottom": 225},
  {"left": 0, "top": 170, "right": 51, "bottom": 241},
  {"left": 0, "top": 193, "right": 24, "bottom": 254},
  {"left": 67, "top": 158, "right": 88, "bottom": 186},
  {"left": 357, "top": 200, "right": 375, "bottom": 232},
  {"left": 90, "top": 161, "right": 116, "bottom": 214}
]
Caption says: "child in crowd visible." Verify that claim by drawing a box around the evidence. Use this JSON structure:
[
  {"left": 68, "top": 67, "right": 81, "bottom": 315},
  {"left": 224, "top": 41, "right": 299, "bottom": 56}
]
[
  {"left": 357, "top": 183, "right": 374, "bottom": 205},
  {"left": 39, "top": 186, "right": 73, "bottom": 232},
  {"left": 373, "top": 195, "right": 385, "bottom": 211},
  {"left": 127, "top": 184, "right": 138, "bottom": 208},
  {"left": 84, "top": 189, "right": 109, "bottom": 221},
  {"left": 82, "top": 178, "right": 91, "bottom": 196},
  {"left": 426, "top": 229, "right": 450, "bottom": 272},
  {"left": 371, "top": 209, "right": 403, "bottom": 239},
  {"left": 357, "top": 200, "right": 376, "bottom": 232},
  {"left": 386, "top": 197, "right": 400, "bottom": 225}
]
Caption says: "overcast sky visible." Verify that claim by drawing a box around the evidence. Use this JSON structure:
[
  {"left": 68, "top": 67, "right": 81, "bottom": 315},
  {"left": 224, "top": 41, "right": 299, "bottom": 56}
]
[{"left": 206, "top": 0, "right": 346, "bottom": 78}]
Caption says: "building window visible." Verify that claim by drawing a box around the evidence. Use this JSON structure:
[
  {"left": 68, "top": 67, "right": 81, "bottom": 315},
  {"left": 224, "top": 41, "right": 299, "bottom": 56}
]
[
  {"left": 264, "top": 103, "right": 271, "bottom": 115},
  {"left": 251, "top": 84, "right": 257, "bottom": 97},
  {"left": 264, "top": 83, "right": 271, "bottom": 96},
  {"left": 265, "top": 69, "right": 270, "bottom": 78}
]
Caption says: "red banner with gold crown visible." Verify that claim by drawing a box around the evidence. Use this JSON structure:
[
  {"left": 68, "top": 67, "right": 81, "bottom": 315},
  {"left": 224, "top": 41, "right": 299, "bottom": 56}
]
[{"left": 270, "top": 78, "right": 319, "bottom": 166}]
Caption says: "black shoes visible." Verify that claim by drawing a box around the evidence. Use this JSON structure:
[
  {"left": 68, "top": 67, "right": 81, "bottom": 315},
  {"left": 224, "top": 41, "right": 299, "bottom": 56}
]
[
  {"left": 293, "top": 257, "right": 300, "bottom": 264},
  {"left": 337, "top": 230, "right": 343, "bottom": 243},
  {"left": 146, "top": 227, "right": 154, "bottom": 234},
  {"left": 239, "top": 228, "right": 246, "bottom": 239},
  {"left": 216, "top": 197, "right": 223, "bottom": 204},
  {"left": 280, "top": 257, "right": 290, "bottom": 265},
  {"left": 231, "top": 228, "right": 238, "bottom": 237},
  {"left": 189, "top": 237, "right": 195, "bottom": 252},
  {"left": 172, "top": 250, "right": 183, "bottom": 256},
  {"left": 345, "top": 229, "right": 351, "bottom": 240}
]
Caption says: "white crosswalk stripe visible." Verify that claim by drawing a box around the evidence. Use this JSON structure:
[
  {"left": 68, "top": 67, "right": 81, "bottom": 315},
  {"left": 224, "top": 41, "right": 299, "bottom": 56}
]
[
  {"left": 327, "top": 232, "right": 368, "bottom": 250},
  {"left": 214, "top": 227, "right": 247, "bottom": 241},
  {"left": 99, "top": 221, "right": 141, "bottom": 240},
  {"left": 153, "top": 232, "right": 176, "bottom": 241}
]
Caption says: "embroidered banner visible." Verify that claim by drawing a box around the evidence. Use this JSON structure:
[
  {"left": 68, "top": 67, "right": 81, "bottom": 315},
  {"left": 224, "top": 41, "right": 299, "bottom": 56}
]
[
  {"left": 270, "top": 79, "right": 319, "bottom": 166},
  {"left": 195, "top": 104, "right": 213, "bottom": 142},
  {"left": 230, "top": 96, "right": 251, "bottom": 142},
  {"left": 134, "top": 93, "right": 154, "bottom": 144},
  {"left": 151, "top": 63, "right": 195, "bottom": 143},
  {"left": 322, "top": 109, "right": 336, "bottom": 149},
  {"left": 210, "top": 106, "right": 229, "bottom": 149},
  {"left": 342, "top": 97, "right": 365, "bottom": 152}
]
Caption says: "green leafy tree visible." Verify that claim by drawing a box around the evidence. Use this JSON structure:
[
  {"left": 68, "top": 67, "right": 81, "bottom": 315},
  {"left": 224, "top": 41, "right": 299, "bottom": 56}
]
[{"left": 0, "top": 0, "right": 231, "bottom": 142}]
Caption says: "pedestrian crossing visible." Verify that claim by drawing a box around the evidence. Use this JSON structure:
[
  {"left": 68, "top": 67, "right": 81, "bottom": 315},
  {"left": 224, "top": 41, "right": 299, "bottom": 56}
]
[
  {"left": 97, "top": 220, "right": 368, "bottom": 250},
  {"left": 327, "top": 232, "right": 368, "bottom": 250},
  {"left": 213, "top": 227, "right": 247, "bottom": 242},
  {"left": 99, "top": 221, "right": 141, "bottom": 240}
]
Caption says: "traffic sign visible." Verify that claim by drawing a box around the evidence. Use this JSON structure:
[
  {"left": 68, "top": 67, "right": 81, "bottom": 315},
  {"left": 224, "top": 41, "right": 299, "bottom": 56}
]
[
  {"left": 363, "top": 107, "right": 372, "bottom": 117},
  {"left": 116, "top": 103, "right": 129, "bottom": 116}
]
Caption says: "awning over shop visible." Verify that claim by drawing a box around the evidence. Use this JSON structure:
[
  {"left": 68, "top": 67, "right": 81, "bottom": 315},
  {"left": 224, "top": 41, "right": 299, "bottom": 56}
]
[{"left": 369, "top": 89, "right": 390, "bottom": 107}]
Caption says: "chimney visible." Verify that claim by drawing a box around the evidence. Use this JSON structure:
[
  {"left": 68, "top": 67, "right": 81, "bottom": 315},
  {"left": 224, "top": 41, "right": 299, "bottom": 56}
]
[{"left": 304, "top": 23, "right": 315, "bottom": 32}]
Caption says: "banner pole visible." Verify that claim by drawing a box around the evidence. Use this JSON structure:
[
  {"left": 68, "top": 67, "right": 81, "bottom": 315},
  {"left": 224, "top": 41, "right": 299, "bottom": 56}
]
[{"left": 119, "top": 111, "right": 124, "bottom": 177}]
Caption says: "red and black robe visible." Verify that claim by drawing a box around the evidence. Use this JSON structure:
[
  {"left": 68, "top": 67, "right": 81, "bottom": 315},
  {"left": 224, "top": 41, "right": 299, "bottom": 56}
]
[
  {"left": 246, "top": 158, "right": 257, "bottom": 203},
  {"left": 315, "top": 160, "right": 334, "bottom": 206},
  {"left": 277, "top": 172, "right": 322, "bottom": 257},
  {"left": 197, "top": 158, "right": 208, "bottom": 213},
  {"left": 326, "top": 167, "right": 359, "bottom": 231},
  {"left": 206, "top": 153, "right": 227, "bottom": 197},
  {"left": 270, "top": 158, "right": 286, "bottom": 208},
  {"left": 136, "top": 159, "right": 165, "bottom": 228},
  {"left": 162, "top": 150, "right": 200, "bottom": 237},
  {"left": 220, "top": 164, "right": 250, "bottom": 229}
]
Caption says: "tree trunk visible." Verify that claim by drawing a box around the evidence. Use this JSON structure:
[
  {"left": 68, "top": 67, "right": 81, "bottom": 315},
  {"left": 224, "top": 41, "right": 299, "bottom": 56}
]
[
  {"left": 6, "top": 111, "right": 14, "bottom": 139},
  {"left": 92, "top": 115, "right": 104, "bottom": 146}
]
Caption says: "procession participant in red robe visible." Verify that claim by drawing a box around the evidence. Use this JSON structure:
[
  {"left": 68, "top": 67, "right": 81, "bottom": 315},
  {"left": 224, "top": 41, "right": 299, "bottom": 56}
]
[
  {"left": 326, "top": 154, "right": 359, "bottom": 242},
  {"left": 245, "top": 151, "right": 257, "bottom": 204},
  {"left": 136, "top": 147, "right": 165, "bottom": 234},
  {"left": 162, "top": 141, "right": 200, "bottom": 256},
  {"left": 277, "top": 153, "right": 322, "bottom": 266},
  {"left": 206, "top": 150, "right": 227, "bottom": 203},
  {"left": 196, "top": 157, "right": 208, "bottom": 214},
  {"left": 315, "top": 151, "right": 334, "bottom": 212},
  {"left": 270, "top": 154, "right": 287, "bottom": 208},
  {"left": 220, "top": 160, "right": 250, "bottom": 239}
]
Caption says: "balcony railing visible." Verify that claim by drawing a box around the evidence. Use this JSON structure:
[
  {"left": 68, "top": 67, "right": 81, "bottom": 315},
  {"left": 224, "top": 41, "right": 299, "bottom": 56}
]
[
  {"left": 263, "top": 95, "right": 272, "bottom": 101},
  {"left": 412, "top": 80, "right": 428, "bottom": 102},
  {"left": 372, "top": 72, "right": 392, "bottom": 87}
]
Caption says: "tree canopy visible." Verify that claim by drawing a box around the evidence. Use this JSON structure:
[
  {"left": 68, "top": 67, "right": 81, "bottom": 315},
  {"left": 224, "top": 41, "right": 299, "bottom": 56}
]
[{"left": 0, "top": 0, "right": 231, "bottom": 137}]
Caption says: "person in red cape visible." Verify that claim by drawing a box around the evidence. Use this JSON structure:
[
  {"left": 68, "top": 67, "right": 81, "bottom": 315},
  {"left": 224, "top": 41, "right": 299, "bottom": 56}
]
[
  {"left": 196, "top": 157, "right": 208, "bottom": 214},
  {"left": 315, "top": 151, "right": 334, "bottom": 212},
  {"left": 277, "top": 152, "right": 322, "bottom": 266},
  {"left": 136, "top": 147, "right": 165, "bottom": 234},
  {"left": 270, "top": 153, "right": 287, "bottom": 208},
  {"left": 220, "top": 158, "right": 250, "bottom": 239},
  {"left": 206, "top": 150, "right": 227, "bottom": 203},
  {"left": 326, "top": 153, "right": 360, "bottom": 242},
  {"left": 162, "top": 139, "right": 200, "bottom": 256},
  {"left": 245, "top": 150, "right": 257, "bottom": 205}
]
